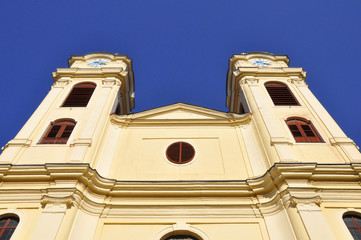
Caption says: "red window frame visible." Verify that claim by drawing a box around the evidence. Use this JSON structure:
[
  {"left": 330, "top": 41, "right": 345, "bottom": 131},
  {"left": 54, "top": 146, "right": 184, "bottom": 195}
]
[
  {"left": 265, "top": 82, "right": 299, "bottom": 106},
  {"left": 286, "top": 119, "right": 322, "bottom": 143},
  {"left": 0, "top": 216, "right": 19, "bottom": 240},
  {"left": 343, "top": 214, "right": 361, "bottom": 238},
  {"left": 40, "top": 120, "right": 76, "bottom": 144},
  {"left": 62, "top": 82, "right": 96, "bottom": 107},
  {"left": 166, "top": 142, "right": 195, "bottom": 164}
]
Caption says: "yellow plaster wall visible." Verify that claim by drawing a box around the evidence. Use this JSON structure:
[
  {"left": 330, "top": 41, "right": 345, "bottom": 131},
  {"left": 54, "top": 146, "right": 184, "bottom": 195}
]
[
  {"left": 99, "top": 223, "right": 171, "bottom": 240},
  {"left": 106, "top": 127, "right": 250, "bottom": 180}
]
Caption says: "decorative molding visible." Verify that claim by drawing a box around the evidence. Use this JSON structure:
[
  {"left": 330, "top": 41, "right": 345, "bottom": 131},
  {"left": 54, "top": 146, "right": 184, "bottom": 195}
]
[
  {"left": 289, "top": 195, "right": 322, "bottom": 208},
  {"left": 70, "top": 138, "right": 92, "bottom": 147},
  {"left": 270, "top": 137, "right": 293, "bottom": 145},
  {"left": 329, "top": 137, "right": 355, "bottom": 146},
  {"left": 2, "top": 139, "right": 32, "bottom": 151},
  {"left": 0, "top": 163, "right": 359, "bottom": 216},
  {"left": 52, "top": 78, "right": 70, "bottom": 88},
  {"left": 102, "top": 77, "right": 121, "bottom": 88},
  {"left": 287, "top": 77, "right": 307, "bottom": 87},
  {"left": 41, "top": 195, "right": 75, "bottom": 209},
  {"left": 240, "top": 77, "right": 259, "bottom": 86}
]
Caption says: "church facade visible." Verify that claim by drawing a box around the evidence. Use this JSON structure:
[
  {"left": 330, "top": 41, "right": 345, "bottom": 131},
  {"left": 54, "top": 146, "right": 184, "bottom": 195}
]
[{"left": 0, "top": 52, "right": 361, "bottom": 239}]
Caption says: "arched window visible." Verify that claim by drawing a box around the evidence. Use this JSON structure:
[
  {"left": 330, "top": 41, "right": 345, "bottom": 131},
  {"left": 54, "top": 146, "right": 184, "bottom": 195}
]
[
  {"left": 343, "top": 214, "right": 361, "bottom": 239},
  {"left": 265, "top": 82, "right": 299, "bottom": 106},
  {"left": 165, "top": 236, "right": 199, "bottom": 240},
  {"left": 286, "top": 118, "right": 322, "bottom": 142},
  {"left": 62, "top": 82, "right": 96, "bottom": 107},
  {"left": 40, "top": 119, "right": 76, "bottom": 144},
  {"left": 0, "top": 216, "right": 19, "bottom": 240}
]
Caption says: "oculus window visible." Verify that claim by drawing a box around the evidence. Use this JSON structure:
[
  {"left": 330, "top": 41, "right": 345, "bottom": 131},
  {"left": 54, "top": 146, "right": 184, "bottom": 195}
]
[{"left": 166, "top": 142, "right": 195, "bottom": 164}]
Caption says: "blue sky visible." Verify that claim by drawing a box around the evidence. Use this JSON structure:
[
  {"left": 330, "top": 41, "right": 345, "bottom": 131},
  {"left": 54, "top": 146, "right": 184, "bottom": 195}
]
[{"left": 0, "top": 1, "right": 360, "bottom": 150}]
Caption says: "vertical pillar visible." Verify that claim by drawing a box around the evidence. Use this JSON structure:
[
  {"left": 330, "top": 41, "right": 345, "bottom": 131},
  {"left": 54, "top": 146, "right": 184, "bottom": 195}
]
[
  {"left": 242, "top": 77, "right": 294, "bottom": 162},
  {"left": 69, "top": 78, "right": 120, "bottom": 162},
  {"left": 291, "top": 197, "right": 335, "bottom": 240},
  {"left": 259, "top": 201, "right": 296, "bottom": 240},
  {"left": 31, "top": 196, "right": 73, "bottom": 240},
  {"left": 68, "top": 210, "right": 99, "bottom": 240},
  {"left": 239, "top": 124, "right": 268, "bottom": 176}
]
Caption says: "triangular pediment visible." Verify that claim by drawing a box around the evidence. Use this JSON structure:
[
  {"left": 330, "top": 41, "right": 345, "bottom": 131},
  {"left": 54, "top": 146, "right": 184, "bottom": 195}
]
[
  {"left": 115, "top": 103, "right": 244, "bottom": 120},
  {"left": 132, "top": 103, "right": 234, "bottom": 120},
  {"left": 110, "top": 103, "right": 251, "bottom": 126}
]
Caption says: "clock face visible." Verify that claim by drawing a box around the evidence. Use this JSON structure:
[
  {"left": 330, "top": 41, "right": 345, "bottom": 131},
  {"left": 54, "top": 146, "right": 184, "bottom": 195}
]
[
  {"left": 250, "top": 58, "right": 272, "bottom": 66},
  {"left": 88, "top": 59, "right": 109, "bottom": 67}
]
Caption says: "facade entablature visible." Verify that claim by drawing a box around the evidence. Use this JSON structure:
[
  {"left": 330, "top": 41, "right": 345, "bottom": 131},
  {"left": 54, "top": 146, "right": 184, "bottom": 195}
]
[
  {"left": 233, "top": 68, "right": 307, "bottom": 81},
  {"left": 52, "top": 68, "right": 128, "bottom": 82},
  {"left": 1, "top": 163, "right": 361, "bottom": 210},
  {"left": 110, "top": 103, "right": 252, "bottom": 127}
]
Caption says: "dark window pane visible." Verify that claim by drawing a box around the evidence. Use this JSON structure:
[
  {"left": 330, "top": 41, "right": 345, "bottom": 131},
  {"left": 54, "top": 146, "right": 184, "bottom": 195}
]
[
  {"left": 0, "top": 219, "right": 7, "bottom": 227},
  {"left": 0, "top": 229, "right": 15, "bottom": 240},
  {"left": 287, "top": 119, "right": 322, "bottom": 143},
  {"left": 301, "top": 125, "right": 316, "bottom": 137},
  {"left": 289, "top": 125, "right": 302, "bottom": 137},
  {"left": 62, "top": 83, "right": 96, "bottom": 107},
  {"left": 180, "top": 143, "right": 195, "bottom": 162},
  {"left": 349, "top": 229, "right": 361, "bottom": 240},
  {"left": 41, "top": 121, "right": 76, "bottom": 144},
  {"left": 47, "top": 126, "right": 61, "bottom": 138},
  {"left": 165, "top": 236, "right": 198, "bottom": 240},
  {"left": 61, "top": 125, "right": 75, "bottom": 138},
  {"left": 265, "top": 83, "right": 299, "bottom": 106},
  {"left": 344, "top": 215, "right": 361, "bottom": 239},
  {"left": 6, "top": 218, "right": 19, "bottom": 227},
  {"left": 167, "top": 142, "right": 195, "bottom": 164},
  {"left": 354, "top": 216, "right": 361, "bottom": 227},
  {"left": 167, "top": 142, "right": 181, "bottom": 162},
  {"left": 344, "top": 217, "right": 355, "bottom": 226}
]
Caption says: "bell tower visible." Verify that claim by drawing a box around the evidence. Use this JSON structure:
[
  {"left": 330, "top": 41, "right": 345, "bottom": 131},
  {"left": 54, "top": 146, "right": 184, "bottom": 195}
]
[
  {"left": 226, "top": 52, "right": 361, "bottom": 164},
  {"left": 0, "top": 52, "right": 134, "bottom": 164}
]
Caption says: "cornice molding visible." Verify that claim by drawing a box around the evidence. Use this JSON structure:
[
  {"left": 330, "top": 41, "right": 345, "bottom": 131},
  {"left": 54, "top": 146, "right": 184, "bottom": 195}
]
[
  {"left": 52, "top": 68, "right": 127, "bottom": 82},
  {"left": 109, "top": 103, "right": 252, "bottom": 127},
  {"left": 234, "top": 67, "right": 307, "bottom": 81},
  {"left": 1, "top": 163, "right": 361, "bottom": 215}
]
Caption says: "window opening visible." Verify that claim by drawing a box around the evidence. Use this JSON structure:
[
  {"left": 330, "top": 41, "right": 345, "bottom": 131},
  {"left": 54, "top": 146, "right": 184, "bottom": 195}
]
[
  {"left": 166, "top": 142, "right": 195, "bottom": 164},
  {"left": 0, "top": 216, "right": 19, "bottom": 240},
  {"left": 40, "top": 120, "right": 76, "bottom": 144},
  {"left": 62, "top": 83, "right": 96, "bottom": 107},
  {"left": 286, "top": 119, "right": 322, "bottom": 142},
  {"left": 344, "top": 214, "right": 361, "bottom": 239},
  {"left": 165, "top": 235, "right": 199, "bottom": 240},
  {"left": 265, "top": 82, "right": 299, "bottom": 106}
]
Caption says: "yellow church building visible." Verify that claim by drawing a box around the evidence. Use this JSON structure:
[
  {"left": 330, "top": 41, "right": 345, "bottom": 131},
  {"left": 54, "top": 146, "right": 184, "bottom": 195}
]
[{"left": 0, "top": 52, "right": 361, "bottom": 240}]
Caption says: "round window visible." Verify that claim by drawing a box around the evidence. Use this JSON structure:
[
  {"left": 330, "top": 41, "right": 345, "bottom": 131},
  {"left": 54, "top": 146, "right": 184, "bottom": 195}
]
[
  {"left": 165, "top": 235, "right": 199, "bottom": 240},
  {"left": 166, "top": 142, "right": 195, "bottom": 164}
]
